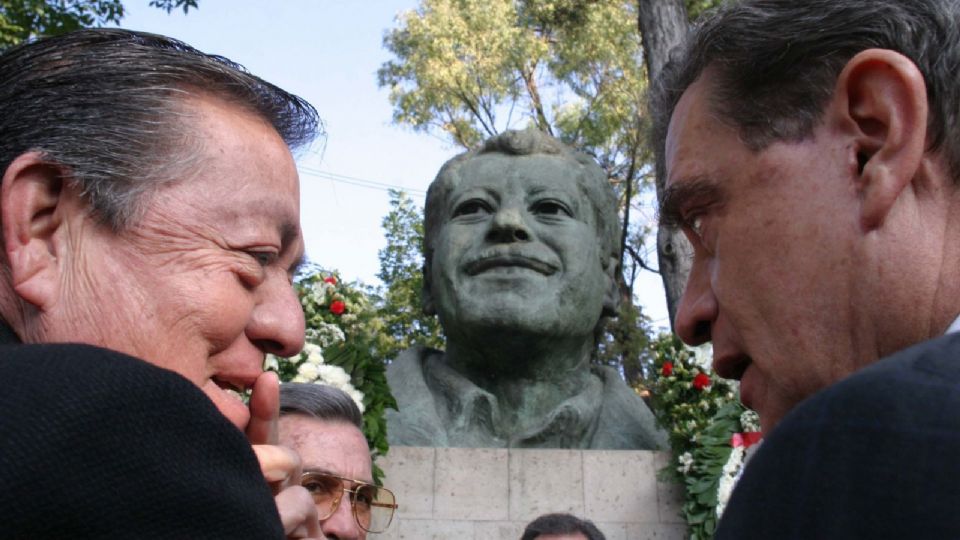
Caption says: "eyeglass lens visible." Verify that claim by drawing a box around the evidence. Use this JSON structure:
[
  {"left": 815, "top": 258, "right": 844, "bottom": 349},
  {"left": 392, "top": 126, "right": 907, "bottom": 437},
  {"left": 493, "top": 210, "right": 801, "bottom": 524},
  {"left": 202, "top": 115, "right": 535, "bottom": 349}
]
[{"left": 301, "top": 473, "right": 396, "bottom": 533}]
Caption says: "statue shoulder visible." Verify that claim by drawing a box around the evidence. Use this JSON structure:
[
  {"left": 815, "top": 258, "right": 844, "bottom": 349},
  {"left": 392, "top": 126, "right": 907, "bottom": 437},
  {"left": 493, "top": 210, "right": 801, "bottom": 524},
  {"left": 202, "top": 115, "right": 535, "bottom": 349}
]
[
  {"left": 590, "top": 365, "right": 669, "bottom": 450},
  {"left": 385, "top": 345, "right": 449, "bottom": 446},
  {"left": 386, "top": 345, "right": 442, "bottom": 383}
]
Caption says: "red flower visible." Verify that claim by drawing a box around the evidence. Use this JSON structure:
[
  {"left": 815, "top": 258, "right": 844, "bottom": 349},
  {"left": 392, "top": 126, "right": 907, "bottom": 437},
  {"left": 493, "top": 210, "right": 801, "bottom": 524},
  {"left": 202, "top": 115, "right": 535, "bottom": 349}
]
[
  {"left": 323, "top": 276, "right": 337, "bottom": 285},
  {"left": 692, "top": 372, "right": 711, "bottom": 391},
  {"left": 661, "top": 362, "right": 674, "bottom": 377},
  {"left": 329, "top": 300, "right": 346, "bottom": 315}
]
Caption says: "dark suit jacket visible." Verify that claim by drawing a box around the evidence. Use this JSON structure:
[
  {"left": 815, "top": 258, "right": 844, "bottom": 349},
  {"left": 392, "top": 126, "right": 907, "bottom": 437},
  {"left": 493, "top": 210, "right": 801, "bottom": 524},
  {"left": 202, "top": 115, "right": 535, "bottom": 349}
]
[
  {"left": 715, "top": 332, "right": 960, "bottom": 539},
  {"left": 0, "top": 341, "right": 285, "bottom": 539}
]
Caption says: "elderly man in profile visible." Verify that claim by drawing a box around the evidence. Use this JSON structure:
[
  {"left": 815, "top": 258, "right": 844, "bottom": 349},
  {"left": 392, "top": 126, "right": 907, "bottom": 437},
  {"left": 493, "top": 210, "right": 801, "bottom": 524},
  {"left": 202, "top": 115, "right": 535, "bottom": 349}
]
[
  {"left": 278, "top": 383, "right": 398, "bottom": 540},
  {"left": 386, "top": 128, "right": 665, "bottom": 449},
  {"left": 0, "top": 29, "right": 322, "bottom": 537},
  {"left": 656, "top": 0, "right": 960, "bottom": 536}
]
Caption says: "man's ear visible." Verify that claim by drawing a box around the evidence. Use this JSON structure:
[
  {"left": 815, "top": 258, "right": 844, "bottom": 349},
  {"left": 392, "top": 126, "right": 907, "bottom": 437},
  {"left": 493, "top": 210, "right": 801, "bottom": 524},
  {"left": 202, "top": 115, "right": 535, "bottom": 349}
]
[
  {"left": 421, "top": 260, "right": 436, "bottom": 316},
  {"left": 831, "top": 49, "right": 929, "bottom": 231},
  {"left": 1, "top": 151, "right": 68, "bottom": 311},
  {"left": 601, "top": 255, "right": 620, "bottom": 318}
]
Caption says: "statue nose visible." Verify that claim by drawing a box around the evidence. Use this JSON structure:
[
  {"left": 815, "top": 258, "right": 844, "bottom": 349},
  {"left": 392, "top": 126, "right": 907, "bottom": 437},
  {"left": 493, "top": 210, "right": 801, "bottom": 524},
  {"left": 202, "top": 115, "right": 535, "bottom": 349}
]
[{"left": 486, "top": 207, "right": 531, "bottom": 242}]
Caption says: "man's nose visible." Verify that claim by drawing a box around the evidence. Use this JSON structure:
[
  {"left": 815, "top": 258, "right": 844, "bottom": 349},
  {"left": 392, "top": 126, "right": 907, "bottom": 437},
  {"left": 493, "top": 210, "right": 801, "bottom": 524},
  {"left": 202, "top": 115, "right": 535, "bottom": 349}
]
[
  {"left": 320, "top": 497, "right": 363, "bottom": 540},
  {"left": 247, "top": 270, "right": 306, "bottom": 357},
  {"left": 674, "top": 259, "right": 717, "bottom": 346},
  {"left": 486, "top": 207, "right": 531, "bottom": 243}
]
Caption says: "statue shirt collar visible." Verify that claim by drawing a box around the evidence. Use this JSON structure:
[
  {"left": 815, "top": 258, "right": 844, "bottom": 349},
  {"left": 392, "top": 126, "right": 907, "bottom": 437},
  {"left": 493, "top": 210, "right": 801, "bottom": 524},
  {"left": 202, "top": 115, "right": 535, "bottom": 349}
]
[{"left": 422, "top": 349, "right": 606, "bottom": 448}]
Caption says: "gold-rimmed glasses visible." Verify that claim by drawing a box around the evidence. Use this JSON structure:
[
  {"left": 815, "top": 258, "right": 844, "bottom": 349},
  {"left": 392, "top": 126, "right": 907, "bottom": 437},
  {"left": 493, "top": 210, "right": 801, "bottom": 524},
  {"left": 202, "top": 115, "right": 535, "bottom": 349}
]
[{"left": 300, "top": 471, "right": 398, "bottom": 533}]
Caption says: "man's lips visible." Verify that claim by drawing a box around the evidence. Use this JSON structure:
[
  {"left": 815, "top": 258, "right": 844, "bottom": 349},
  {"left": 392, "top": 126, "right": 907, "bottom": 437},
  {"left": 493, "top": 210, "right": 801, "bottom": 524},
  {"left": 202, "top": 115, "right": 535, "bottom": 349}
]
[
  {"left": 712, "top": 353, "right": 751, "bottom": 381},
  {"left": 213, "top": 375, "right": 256, "bottom": 396},
  {"left": 463, "top": 254, "right": 559, "bottom": 276},
  {"left": 713, "top": 353, "right": 755, "bottom": 409},
  {"left": 203, "top": 379, "right": 253, "bottom": 430}
]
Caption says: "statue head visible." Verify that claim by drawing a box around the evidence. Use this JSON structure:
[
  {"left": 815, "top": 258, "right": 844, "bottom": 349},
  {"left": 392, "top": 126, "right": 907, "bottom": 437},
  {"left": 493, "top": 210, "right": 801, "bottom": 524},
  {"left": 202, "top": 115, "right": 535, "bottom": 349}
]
[{"left": 422, "top": 129, "right": 620, "bottom": 345}]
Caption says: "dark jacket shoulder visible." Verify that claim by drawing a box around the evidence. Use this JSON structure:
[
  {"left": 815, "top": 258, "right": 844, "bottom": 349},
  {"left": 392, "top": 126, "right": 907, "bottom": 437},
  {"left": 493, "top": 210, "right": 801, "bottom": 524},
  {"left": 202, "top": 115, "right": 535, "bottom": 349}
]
[
  {"left": 716, "top": 333, "right": 960, "bottom": 539},
  {"left": 0, "top": 343, "right": 284, "bottom": 539}
]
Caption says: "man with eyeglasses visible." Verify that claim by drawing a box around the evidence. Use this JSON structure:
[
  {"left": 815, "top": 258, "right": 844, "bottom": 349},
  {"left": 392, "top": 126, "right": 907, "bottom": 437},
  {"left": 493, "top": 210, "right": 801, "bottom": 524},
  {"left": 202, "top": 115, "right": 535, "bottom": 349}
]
[{"left": 278, "top": 382, "right": 398, "bottom": 539}]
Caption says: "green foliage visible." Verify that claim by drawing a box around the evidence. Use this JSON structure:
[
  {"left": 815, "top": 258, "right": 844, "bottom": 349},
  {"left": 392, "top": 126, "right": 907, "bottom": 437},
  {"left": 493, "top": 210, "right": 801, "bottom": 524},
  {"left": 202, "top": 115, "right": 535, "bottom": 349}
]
[
  {"left": 379, "top": 0, "right": 648, "bottom": 166},
  {"left": 595, "top": 300, "right": 655, "bottom": 385},
  {"left": 647, "top": 333, "right": 758, "bottom": 540},
  {"left": 649, "top": 334, "right": 736, "bottom": 461},
  {"left": 379, "top": 0, "right": 538, "bottom": 147},
  {"left": 685, "top": 0, "right": 725, "bottom": 20},
  {"left": 679, "top": 403, "right": 741, "bottom": 539},
  {"left": 0, "top": 0, "right": 198, "bottom": 51},
  {"left": 269, "top": 267, "right": 397, "bottom": 485},
  {"left": 0, "top": 0, "right": 123, "bottom": 48},
  {"left": 374, "top": 190, "right": 444, "bottom": 361},
  {"left": 147, "top": 0, "right": 196, "bottom": 14}
]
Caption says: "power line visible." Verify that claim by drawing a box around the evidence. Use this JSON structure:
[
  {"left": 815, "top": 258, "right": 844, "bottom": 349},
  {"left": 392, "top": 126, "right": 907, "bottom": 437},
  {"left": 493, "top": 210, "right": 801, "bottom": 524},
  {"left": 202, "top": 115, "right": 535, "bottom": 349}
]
[{"left": 297, "top": 165, "right": 427, "bottom": 198}]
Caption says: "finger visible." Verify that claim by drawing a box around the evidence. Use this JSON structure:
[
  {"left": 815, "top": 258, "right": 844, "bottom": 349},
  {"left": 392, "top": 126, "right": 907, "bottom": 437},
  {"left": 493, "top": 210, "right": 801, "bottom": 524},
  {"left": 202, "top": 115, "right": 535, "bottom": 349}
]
[
  {"left": 275, "top": 485, "right": 322, "bottom": 538},
  {"left": 247, "top": 370, "right": 280, "bottom": 445},
  {"left": 252, "top": 444, "right": 301, "bottom": 485}
]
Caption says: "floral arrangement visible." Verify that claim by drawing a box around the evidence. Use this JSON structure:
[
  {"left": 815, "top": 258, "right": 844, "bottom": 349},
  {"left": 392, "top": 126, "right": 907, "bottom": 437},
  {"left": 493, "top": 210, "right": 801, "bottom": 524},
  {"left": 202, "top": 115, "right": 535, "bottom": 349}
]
[
  {"left": 267, "top": 341, "right": 365, "bottom": 413},
  {"left": 267, "top": 268, "right": 397, "bottom": 484},
  {"left": 647, "top": 334, "right": 761, "bottom": 539}
]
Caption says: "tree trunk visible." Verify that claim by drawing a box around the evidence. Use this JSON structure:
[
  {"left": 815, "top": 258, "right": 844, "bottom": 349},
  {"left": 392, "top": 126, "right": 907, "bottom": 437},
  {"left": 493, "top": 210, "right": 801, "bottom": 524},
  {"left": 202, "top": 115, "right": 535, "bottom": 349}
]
[{"left": 638, "top": 0, "right": 692, "bottom": 331}]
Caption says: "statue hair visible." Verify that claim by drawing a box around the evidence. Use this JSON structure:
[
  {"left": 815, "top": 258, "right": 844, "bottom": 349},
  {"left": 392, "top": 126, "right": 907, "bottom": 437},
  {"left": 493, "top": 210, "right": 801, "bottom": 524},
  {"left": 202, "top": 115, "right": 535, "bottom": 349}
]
[
  {"left": 0, "top": 28, "right": 321, "bottom": 230},
  {"left": 652, "top": 0, "right": 960, "bottom": 181}
]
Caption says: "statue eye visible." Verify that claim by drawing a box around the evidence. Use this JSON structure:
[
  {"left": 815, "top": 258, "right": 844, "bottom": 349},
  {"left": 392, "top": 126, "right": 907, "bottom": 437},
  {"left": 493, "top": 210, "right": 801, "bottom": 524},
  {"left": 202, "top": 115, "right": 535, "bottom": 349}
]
[
  {"left": 532, "top": 200, "right": 572, "bottom": 217},
  {"left": 452, "top": 200, "right": 491, "bottom": 218}
]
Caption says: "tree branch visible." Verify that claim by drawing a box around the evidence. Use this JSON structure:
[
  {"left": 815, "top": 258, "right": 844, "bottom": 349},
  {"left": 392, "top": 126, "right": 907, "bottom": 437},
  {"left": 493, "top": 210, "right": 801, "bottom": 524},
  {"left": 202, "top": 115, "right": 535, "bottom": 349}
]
[
  {"left": 521, "top": 61, "right": 553, "bottom": 135},
  {"left": 626, "top": 244, "right": 660, "bottom": 275}
]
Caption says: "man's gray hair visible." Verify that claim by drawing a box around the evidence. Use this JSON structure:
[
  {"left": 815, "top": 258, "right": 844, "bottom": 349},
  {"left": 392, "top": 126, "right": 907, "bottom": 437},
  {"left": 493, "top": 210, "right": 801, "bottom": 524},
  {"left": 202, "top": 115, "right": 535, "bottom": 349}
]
[
  {"left": 423, "top": 128, "right": 620, "bottom": 272},
  {"left": 652, "top": 0, "right": 960, "bottom": 180},
  {"left": 279, "top": 382, "right": 363, "bottom": 429},
  {"left": 0, "top": 28, "right": 321, "bottom": 230}
]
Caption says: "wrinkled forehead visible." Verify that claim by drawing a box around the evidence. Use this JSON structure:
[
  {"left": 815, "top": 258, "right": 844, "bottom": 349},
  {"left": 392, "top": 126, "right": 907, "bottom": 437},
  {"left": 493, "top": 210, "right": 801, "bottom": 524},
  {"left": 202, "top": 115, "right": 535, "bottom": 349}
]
[
  {"left": 279, "top": 415, "right": 373, "bottom": 482},
  {"left": 436, "top": 152, "right": 595, "bottom": 206},
  {"left": 664, "top": 74, "right": 717, "bottom": 179}
]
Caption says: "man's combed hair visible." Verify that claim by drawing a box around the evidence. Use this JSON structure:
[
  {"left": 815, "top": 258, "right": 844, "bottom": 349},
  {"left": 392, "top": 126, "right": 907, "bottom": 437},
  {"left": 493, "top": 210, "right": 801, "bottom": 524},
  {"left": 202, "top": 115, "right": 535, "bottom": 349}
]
[
  {"left": 0, "top": 28, "right": 322, "bottom": 229},
  {"left": 520, "top": 512, "right": 606, "bottom": 540},
  {"left": 652, "top": 0, "right": 960, "bottom": 180},
  {"left": 279, "top": 382, "right": 363, "bottom": 429}
]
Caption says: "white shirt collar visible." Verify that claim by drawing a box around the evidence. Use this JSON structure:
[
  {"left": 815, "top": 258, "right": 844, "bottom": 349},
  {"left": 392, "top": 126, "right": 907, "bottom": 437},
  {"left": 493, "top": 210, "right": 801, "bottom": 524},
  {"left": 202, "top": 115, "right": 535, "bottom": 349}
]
[{"left": 946, "top": 313, "right": 960, "bottom": 335}]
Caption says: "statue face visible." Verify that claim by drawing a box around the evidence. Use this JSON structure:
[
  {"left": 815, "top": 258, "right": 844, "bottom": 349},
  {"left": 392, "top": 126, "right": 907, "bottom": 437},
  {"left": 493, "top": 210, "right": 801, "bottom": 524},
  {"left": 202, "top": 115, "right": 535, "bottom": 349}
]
[{"left": 426, "top": 153, "right": 613, "bottom": 341}]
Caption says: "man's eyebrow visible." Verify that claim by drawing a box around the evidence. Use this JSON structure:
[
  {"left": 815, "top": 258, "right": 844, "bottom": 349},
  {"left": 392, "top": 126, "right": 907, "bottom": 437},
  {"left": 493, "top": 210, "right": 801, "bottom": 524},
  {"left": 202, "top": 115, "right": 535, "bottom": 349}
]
[
  {"left": 302, "top": 468, "right": 375, "bottom": 485},
  {"left": 280, "top": 221, "right": 301, "bottom": 246},
  {"left": 289, "top": 252, "right": 308, "bottom": 276},
  {"left": 303, "top": 467, "right": 336, "bottom": 476},
  {"left": 279, "top": 219, "right": 305, "bottom": 274},
  {"left": 658, "top": 175, "right": 725, "bottom": 228}
]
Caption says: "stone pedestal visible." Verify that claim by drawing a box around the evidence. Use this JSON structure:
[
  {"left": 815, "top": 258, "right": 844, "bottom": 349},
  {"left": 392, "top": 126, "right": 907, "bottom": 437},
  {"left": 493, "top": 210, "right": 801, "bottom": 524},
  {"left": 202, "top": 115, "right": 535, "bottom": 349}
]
[{"left": 376, "top": 447, "right": 686, "bottom": 540}]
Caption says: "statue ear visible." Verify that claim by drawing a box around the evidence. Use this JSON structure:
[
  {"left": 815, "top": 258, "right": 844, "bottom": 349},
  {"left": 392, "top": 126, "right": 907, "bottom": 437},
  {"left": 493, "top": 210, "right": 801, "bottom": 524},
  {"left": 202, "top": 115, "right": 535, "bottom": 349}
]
[
  {"left": 601, "top": 255, "right": 620, "bottom": 318},
  {"left": 421, "top": 261, "right": 436, "bottom": 316},
  {"left": 1, "top": 152, "right": 70, "bottom": 311}
]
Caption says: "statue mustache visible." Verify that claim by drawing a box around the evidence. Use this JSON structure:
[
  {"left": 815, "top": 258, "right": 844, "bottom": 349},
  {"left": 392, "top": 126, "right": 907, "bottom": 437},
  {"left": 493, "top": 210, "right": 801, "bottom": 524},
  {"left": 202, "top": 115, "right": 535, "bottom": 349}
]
[{"left": 463, "top": 249, "right": 560, "bottom": 276}]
